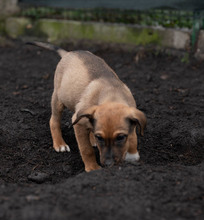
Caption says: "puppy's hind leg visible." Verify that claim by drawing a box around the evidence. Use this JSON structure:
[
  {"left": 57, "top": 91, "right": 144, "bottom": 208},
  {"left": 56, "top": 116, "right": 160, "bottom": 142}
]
[{"left": 49, "top": 92, "right": 70, "bottom": 152}]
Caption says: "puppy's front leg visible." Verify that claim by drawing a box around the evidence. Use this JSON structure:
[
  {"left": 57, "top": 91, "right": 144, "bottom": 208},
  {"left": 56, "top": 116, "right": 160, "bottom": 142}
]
[
  {"left": 125, "top": 131, "right": 140, "bottom": 163},
  {"left": 72, "top": 117, "right": 100, "bottom": 172}
]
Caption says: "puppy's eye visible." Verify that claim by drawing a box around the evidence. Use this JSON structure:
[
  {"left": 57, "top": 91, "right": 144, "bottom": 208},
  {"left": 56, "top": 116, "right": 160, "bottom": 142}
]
[
  {"left": 115, "top": 134, "right": 127, "bottom": 142},
  {"left": 95, "top": 135, "right": 104, "bottom": 142}
]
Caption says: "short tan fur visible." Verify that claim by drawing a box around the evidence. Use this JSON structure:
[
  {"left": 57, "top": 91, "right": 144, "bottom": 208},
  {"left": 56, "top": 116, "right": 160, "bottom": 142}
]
[{"left": 29, "top": 42, "right": 147, "bottom": 172}]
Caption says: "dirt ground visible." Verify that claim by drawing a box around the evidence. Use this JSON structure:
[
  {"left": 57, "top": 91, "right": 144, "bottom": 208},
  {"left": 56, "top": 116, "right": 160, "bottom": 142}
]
[{"left": 0, "top": 39, "right": 203, "bottom": 220}]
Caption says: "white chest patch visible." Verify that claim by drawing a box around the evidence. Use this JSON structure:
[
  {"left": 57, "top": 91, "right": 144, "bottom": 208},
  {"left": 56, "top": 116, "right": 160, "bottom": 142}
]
[{"left": 125, "top": 152, "right": 140, "bottom": 163}]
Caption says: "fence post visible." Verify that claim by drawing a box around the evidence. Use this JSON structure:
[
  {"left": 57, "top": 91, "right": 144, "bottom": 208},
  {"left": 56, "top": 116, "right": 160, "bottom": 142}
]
[{"left": 191, "top": 10, "right": 204, "bottom": 52}]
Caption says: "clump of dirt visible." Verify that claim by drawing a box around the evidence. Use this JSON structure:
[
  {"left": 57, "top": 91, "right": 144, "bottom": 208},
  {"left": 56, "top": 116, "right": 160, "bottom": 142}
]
[{"left": 0, "top": 40, "right": 203, "bottom": 220}]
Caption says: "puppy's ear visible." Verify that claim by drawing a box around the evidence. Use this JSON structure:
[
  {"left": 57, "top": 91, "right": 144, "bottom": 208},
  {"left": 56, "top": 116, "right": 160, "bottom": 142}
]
[
  {"left": 127, "top": 108, "right": 147, "bottom": 136},
  {"left": 72, "top": 106, "right": 98, "bottom": 127}
]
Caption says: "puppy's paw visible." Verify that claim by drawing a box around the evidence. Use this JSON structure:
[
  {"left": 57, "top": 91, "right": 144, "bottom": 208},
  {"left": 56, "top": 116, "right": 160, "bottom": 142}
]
[
  {"left": 85, "top": 164, "right": 101, "bottom": 172},
  {"left": 54, "top": 144, "right": 70, "bottom": 153},
  {"left": 125, "top": 152, "right": 140, "bottom": 163}
]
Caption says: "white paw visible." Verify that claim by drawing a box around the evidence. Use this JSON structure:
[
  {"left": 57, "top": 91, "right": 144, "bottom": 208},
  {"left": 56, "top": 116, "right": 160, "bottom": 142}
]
[
  {"left": 125, "top": 152, "right": 140, "bottom": 163},
  {"left": 55, "top": 145, "right": 70, "bottom": 152}
]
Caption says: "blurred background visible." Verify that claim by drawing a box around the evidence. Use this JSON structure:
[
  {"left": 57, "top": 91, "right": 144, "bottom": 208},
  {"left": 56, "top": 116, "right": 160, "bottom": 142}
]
[{"left": 1, "top": 0, "right": 204, "bottom": 56}]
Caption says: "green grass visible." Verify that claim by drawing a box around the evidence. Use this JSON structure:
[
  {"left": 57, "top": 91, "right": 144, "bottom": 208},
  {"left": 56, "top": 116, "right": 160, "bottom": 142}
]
[{"left": 19, "top": 7, "right": 196, "bottom": 29}]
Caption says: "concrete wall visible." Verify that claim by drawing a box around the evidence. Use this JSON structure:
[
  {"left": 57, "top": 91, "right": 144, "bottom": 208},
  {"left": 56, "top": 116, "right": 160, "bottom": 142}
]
[{"left": 4, "top": 17, "right": 191, "bottom": 51}]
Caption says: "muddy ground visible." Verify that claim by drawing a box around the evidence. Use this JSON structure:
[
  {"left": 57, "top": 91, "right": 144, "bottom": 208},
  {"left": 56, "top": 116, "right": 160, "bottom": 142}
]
[{"left": 0, "top": 39, "right": 203, "bottom": 220}]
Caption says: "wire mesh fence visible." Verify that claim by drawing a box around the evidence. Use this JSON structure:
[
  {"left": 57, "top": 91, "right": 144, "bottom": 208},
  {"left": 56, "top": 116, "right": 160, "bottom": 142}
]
[{"left": 19, "top": 7, "right": 204, "bottom": 30}]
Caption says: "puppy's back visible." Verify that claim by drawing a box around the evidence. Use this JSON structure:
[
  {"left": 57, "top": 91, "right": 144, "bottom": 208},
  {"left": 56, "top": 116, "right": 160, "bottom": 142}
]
[
  {"left": 55, "top": 51, "right": 124, "bottom": 110},
  {"left": 72, "top": 51, "right": 118, "bottom": 81}
]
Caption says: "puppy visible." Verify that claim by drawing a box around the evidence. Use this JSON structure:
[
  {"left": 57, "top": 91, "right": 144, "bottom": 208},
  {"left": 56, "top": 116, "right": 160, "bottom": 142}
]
[{"left": 28, "top": 42, "right": 147, "bottom": 172}]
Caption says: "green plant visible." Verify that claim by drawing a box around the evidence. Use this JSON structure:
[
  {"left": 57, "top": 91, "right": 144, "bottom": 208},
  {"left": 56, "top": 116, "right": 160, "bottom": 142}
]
[{"left": 19, "top": 7, "right": 199, "bottom": 29}]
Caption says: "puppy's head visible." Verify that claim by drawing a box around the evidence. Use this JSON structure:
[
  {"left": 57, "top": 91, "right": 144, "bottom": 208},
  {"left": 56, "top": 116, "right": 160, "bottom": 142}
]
[{"left": 73, "top": 102, "right": 146, "bottom": 167}]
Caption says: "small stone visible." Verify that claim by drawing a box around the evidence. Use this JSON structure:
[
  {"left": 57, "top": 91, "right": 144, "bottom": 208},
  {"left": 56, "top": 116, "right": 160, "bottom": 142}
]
[
  {"left": 26, "top": 195, "right": 40, "bottom": 202},
  {"left": 146, "top": 74, "right": 152, "bottom": 82},
  {"left": 160, "top": 74, "right": 169, "bottom": 80},
  {"left": 28, "top": 171, "right": 50, "bottom": 184}
]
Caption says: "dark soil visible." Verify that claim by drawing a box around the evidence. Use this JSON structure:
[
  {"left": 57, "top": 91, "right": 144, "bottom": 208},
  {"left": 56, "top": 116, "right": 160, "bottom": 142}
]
[{"left": 0, "top": 40, "right": 203, "bottom": 220}]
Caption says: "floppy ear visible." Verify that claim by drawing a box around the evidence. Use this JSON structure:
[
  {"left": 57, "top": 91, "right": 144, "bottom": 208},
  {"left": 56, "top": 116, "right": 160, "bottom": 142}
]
[
  {"left": 128, "top": 108, "right": 147, "bottom": 136},
  {"left": 72, "top": 106, "right": 98, "bottom": 127}
]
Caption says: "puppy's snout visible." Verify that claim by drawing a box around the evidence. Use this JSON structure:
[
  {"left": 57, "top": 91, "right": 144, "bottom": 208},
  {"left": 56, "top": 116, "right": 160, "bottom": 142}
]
[
  {"left": 104, "top": 158, "right": 114, "bottom": 167},
  {"left": 102, "top": 151, "right": 115, "bottom": 167}
]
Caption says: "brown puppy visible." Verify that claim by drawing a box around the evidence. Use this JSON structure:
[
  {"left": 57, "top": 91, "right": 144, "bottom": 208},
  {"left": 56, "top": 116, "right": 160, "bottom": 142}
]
[{"left": 28, "top": 42, "right": 147, "bottom": 172}]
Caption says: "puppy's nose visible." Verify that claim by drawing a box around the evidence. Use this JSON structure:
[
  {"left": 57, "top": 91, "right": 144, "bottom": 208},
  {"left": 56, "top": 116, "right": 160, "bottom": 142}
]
[{"left": 104, "top": 158, "right": 114, "bottom": 167}]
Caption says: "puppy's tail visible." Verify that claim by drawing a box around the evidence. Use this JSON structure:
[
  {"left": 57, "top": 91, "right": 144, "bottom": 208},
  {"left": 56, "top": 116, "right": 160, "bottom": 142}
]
[{"left": 26, "top": 41, "right": 67, "bottom": 57}]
